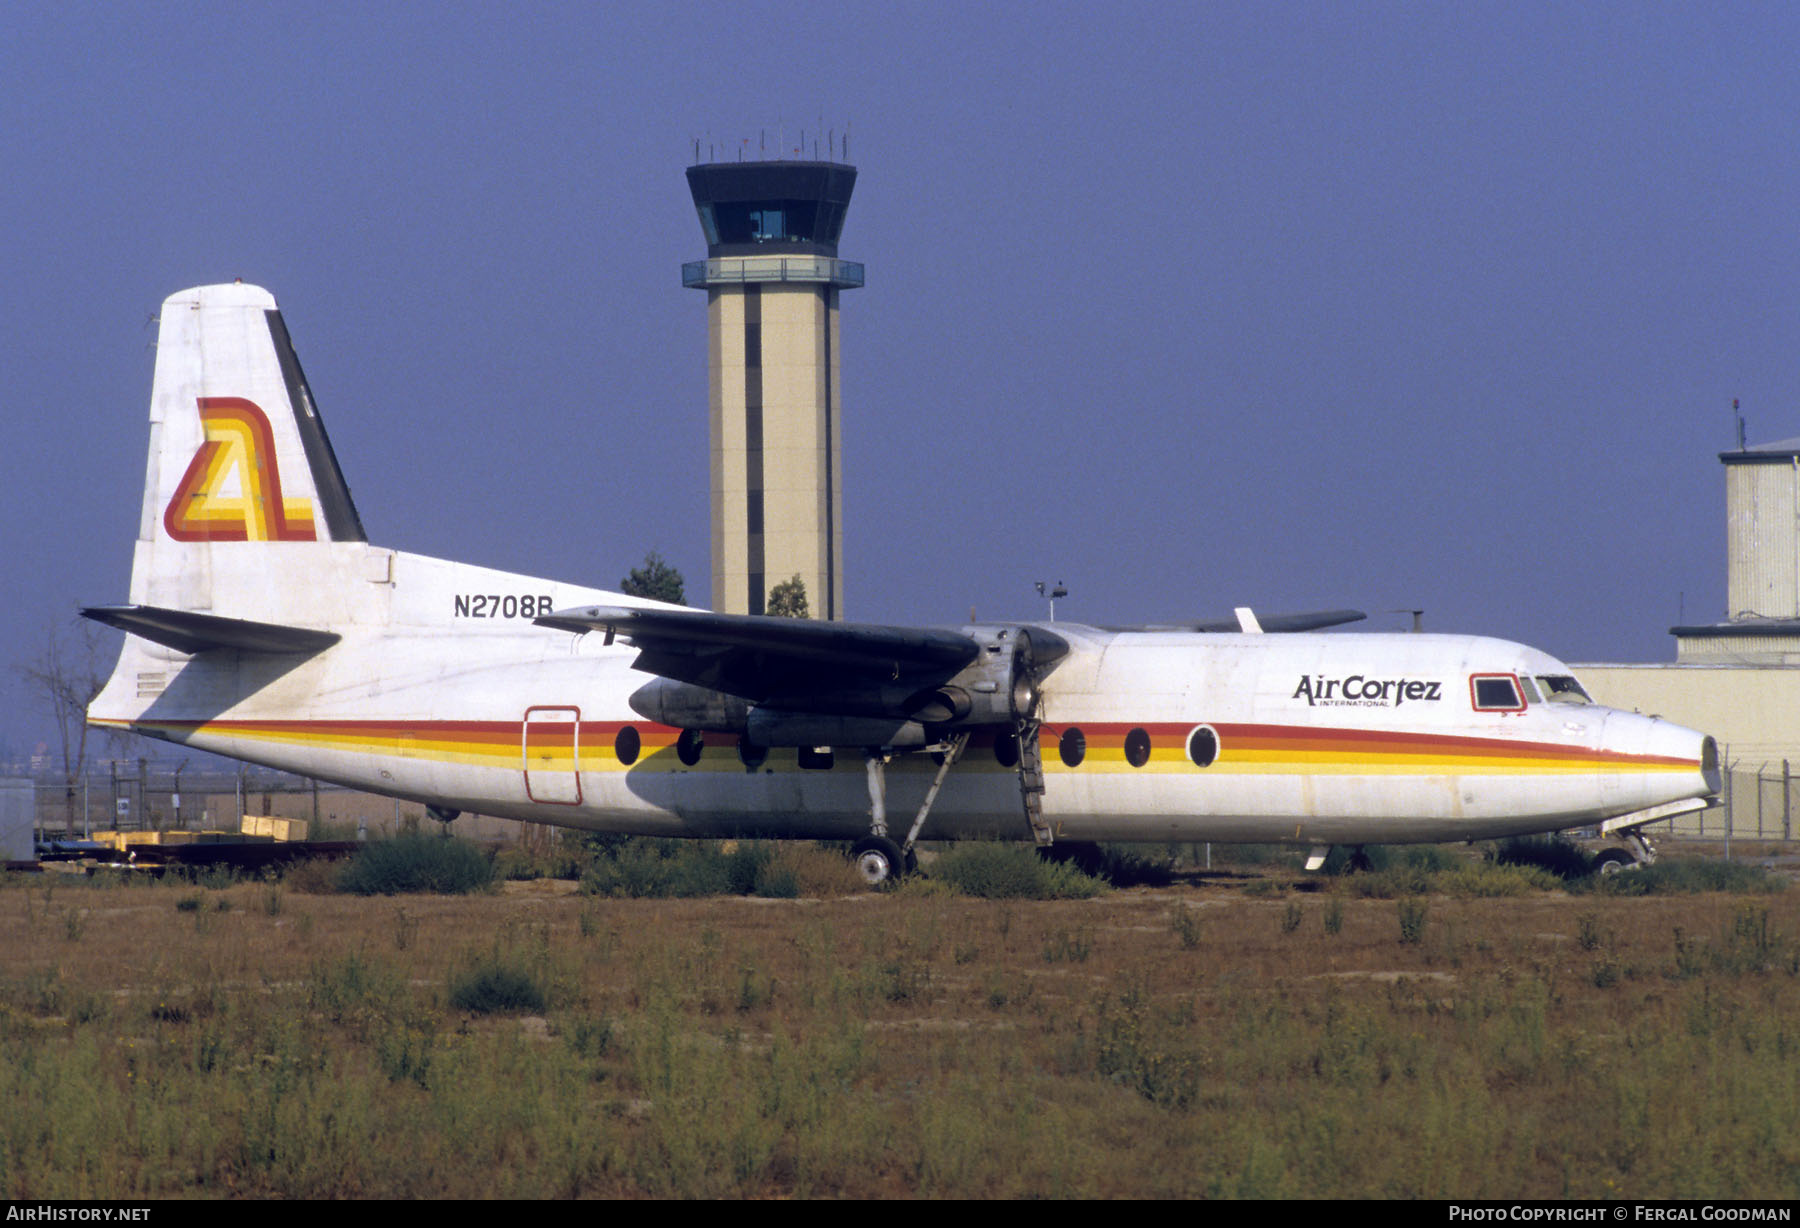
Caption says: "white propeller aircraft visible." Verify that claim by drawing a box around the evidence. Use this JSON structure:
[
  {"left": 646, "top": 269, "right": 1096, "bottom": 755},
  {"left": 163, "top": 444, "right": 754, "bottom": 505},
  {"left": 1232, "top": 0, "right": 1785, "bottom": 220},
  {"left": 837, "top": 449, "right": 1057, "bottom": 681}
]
[{"left": 86, "top": 283, "right": 1719, "bottom": 882}]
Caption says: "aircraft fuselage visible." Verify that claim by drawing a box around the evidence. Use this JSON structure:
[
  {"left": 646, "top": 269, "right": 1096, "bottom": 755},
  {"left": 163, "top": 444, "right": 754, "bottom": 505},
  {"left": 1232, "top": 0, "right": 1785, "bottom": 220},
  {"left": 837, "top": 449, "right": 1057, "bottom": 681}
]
[
  {"left": 93, "top": 547, "right": 1716, "bottom": 847},
  {"left": 85, "top": 284, "right": 1720, "bottom": 856}
]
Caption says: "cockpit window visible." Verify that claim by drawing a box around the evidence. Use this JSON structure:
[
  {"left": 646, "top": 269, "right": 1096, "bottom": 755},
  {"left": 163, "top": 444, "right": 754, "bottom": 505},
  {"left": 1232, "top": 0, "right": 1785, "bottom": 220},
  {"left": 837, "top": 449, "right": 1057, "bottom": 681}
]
[
  {"left": 1470, "top": 674, "right": 1525, "bottom": 712},
  {"left": 1538, "top": 675, "right": 1591, "bottom": 704},
  {"left": 1518, "top": 675, "right": 1543, "bottom": 705}
]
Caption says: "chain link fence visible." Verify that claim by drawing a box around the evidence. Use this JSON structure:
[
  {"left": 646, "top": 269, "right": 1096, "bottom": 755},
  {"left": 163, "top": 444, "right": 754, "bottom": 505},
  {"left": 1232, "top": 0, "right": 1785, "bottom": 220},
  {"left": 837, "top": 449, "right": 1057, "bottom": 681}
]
[
  {"left": 26, "top": 760, "right": 430, "bottom": 842},
  {"left": 1705, "top": 756, "right": 1796, "bottom": 842}
]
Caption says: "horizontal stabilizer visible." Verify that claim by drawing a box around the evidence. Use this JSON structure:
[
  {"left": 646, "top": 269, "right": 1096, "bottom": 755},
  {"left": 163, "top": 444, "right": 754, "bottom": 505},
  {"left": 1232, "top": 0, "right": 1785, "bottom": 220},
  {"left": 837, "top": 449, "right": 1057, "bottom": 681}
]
[
  {"left": 1203, "top": 609, "right": 1366, "bottom": 633},
  {"left": 1106, "top": 609, "right": 1368, "bottom": 633},
  {"left": 81, "top": 605, "right": 341, "bottom": 656}
]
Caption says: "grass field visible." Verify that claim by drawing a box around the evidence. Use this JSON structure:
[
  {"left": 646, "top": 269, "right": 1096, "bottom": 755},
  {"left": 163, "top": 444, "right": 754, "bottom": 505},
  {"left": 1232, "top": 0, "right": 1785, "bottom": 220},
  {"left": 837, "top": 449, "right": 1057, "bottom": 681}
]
[{"left": 2, "top": 844, "right": 1798, "bottom": 1198}]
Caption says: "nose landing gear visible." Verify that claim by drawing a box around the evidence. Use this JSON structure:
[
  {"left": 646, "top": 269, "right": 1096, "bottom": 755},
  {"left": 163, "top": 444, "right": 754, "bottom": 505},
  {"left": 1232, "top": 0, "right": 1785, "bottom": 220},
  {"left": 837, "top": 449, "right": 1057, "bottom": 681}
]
[{"left": 1594, "top": 830, "right": 1656, "bottom": 875}]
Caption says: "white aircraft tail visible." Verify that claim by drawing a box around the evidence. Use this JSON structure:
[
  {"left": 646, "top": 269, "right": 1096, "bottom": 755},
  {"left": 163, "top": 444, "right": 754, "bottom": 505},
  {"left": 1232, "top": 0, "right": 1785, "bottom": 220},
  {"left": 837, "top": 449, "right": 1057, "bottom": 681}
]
[
  {"left": 128, "top": 283, "right": 366, "bottom": 609},
  {"left": 89, "top": 282, "right": 611, "bottom": 717},
  {"left": 144, "top": 283, "right": 363, "bottom": 547},
  {"left": 82, "top": 282, "right": 404, "bottom": 680}
]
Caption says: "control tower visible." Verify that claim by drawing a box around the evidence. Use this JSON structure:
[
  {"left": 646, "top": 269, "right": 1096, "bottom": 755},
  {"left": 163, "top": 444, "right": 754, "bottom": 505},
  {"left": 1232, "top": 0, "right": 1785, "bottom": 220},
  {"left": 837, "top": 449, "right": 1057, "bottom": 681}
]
[{"left": 683, "top": 160, "right": 862, "bottom": 618}]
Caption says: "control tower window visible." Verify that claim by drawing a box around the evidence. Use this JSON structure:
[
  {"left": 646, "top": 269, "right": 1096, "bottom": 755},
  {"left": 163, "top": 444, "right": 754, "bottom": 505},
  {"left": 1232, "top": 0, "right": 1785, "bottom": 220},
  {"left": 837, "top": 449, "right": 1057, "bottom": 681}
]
[
  {"left": 749, "top": 208, "right": 786, "bottom": 242},
  {"left": 696, "top": 204, "right": 720, "bottom": 247},
  {"left": 703, "top": 200, "right": 825, "bottom": 246}
]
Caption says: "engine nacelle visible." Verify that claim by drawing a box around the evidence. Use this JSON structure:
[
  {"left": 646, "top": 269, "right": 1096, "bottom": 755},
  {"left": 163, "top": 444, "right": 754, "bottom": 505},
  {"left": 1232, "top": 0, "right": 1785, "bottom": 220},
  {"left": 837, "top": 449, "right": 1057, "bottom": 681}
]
[
  {"left": 628, "top": 679, "right": 750, "bottom": 731},
  {"left": 930, "top": 624, "right": 1066, "bottom": 725}
]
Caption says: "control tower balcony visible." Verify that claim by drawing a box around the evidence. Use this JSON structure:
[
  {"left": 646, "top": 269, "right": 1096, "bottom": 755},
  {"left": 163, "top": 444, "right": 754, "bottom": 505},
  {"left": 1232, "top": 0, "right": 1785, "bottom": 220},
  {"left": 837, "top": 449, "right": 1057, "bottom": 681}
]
[{"left": 681, "top": 255, "right": 864, "bottom": 290}]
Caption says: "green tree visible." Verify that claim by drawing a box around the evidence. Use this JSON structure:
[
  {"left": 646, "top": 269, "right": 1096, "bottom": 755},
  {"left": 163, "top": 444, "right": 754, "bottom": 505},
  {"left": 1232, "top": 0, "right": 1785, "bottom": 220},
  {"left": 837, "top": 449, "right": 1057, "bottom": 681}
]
[
  {"left": 765, "top": 574, "right": 810, "bottom": 618},
  {"left": 620, "top": 551, "right": 685, "bottom": 605}
]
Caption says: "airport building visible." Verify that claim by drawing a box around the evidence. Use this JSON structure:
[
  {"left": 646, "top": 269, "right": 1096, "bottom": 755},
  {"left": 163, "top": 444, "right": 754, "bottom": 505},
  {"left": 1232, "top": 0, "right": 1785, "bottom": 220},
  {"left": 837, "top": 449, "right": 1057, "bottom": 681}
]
[
  {"left": 683, "top": 160, "right": 862, "bottom": 618},
  {"left": 1579, "top": 436, "right": 1800, "bottom": 837}
]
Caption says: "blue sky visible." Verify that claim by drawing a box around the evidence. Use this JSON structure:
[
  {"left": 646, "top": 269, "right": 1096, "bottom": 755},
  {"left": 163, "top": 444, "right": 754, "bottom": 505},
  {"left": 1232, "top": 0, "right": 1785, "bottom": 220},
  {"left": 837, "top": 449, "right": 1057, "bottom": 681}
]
[{"left": 4, "top": 2, "right": 1797, "bottom": 754}]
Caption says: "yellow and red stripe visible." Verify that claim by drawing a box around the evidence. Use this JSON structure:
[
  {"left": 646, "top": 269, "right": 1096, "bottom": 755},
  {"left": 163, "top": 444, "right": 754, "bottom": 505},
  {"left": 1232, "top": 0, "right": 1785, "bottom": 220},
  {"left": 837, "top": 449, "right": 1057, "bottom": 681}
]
[{"left": 97, "top": 717, "right": 1698, "bottom": 778}]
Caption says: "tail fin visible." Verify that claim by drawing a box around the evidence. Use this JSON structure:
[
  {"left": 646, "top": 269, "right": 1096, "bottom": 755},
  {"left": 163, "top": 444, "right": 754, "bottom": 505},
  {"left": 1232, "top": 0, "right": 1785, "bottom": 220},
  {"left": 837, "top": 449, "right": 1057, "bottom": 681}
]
[{"left": 130, "top": 283, "right": 365, "bottom": 608}]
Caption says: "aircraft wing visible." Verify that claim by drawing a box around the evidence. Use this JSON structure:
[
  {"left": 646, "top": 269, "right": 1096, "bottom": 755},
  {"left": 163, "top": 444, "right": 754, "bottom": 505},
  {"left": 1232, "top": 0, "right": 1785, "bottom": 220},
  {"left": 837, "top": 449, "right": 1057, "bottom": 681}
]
[{"left": 536, "top": 604, "right": 981, "bottom": 698}]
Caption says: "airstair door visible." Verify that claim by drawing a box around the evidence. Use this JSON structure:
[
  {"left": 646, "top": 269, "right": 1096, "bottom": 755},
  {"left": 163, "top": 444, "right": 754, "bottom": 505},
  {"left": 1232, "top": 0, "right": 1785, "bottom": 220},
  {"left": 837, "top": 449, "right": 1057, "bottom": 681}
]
[{"left": 522, "top": 706, "right": 582, "bottom": 805}]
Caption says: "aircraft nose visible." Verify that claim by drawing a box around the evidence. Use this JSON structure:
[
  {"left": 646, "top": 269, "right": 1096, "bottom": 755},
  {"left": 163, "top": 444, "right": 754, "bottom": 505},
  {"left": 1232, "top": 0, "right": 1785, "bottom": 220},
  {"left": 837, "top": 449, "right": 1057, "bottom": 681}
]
[
  {"left": 1610, "top": 712, "right": 1720, "bottom": 800},
  {"left": 1698, "top": 733, "right": 1722, "bottom": 795}
]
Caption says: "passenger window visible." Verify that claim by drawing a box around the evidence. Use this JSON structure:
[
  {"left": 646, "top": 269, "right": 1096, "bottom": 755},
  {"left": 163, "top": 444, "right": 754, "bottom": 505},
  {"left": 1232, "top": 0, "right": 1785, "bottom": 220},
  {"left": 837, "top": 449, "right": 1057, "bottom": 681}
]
[{"left": 1470, "top": 674, "right": 1525, "bottom": 712}]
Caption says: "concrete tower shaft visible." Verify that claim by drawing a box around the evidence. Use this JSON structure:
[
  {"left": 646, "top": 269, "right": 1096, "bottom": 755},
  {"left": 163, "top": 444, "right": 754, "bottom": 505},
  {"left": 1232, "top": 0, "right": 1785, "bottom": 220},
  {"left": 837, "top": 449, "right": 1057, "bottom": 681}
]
[
  {"left": 1723, "top": 440, "right": 1800, "bottom": 621},
  {"left": 684, "top": 161, "right": 862, "bottom": 619}
]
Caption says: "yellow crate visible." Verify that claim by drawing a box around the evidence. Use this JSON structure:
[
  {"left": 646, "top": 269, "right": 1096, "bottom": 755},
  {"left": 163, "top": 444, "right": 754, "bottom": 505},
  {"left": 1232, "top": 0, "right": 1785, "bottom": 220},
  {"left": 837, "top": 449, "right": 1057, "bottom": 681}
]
[
  {"left": 92, "top": 831, "right": 166, "bottom": 849},
  {"left": 240, "top": 815, "right": 308, "bottom": 842}
]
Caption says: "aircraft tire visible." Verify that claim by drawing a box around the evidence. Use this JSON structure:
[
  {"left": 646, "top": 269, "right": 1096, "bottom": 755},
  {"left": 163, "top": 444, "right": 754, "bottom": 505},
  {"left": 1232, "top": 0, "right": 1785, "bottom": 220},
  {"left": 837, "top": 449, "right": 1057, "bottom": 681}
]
[
  {"left": 1593, "top": 848, "right": 1637, "bottom": 876},
  {"left": 852, "top": 835, "right": 907, "bottom": 886}
]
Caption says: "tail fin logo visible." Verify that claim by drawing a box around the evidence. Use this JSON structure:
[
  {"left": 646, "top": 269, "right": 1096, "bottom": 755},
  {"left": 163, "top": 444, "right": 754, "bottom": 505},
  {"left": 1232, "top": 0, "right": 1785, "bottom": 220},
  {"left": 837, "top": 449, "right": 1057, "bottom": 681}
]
[{"left": 163, "top": 397, "right": 317, "bottom": 542}]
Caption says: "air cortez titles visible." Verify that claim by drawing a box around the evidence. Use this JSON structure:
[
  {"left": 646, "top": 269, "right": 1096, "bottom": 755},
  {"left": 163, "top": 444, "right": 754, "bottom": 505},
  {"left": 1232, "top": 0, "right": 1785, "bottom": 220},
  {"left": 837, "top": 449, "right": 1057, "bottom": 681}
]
[{"left": 1292, "top": 675, "right": 1444, "bottom": 707}]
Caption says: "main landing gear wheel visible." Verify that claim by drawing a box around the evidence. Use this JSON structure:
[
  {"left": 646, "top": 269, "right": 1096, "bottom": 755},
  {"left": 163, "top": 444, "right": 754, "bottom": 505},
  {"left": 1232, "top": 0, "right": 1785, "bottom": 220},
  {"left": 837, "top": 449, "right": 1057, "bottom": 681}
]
[{"left": 852, "top": 835, "right": 907, "bottom": 886}]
